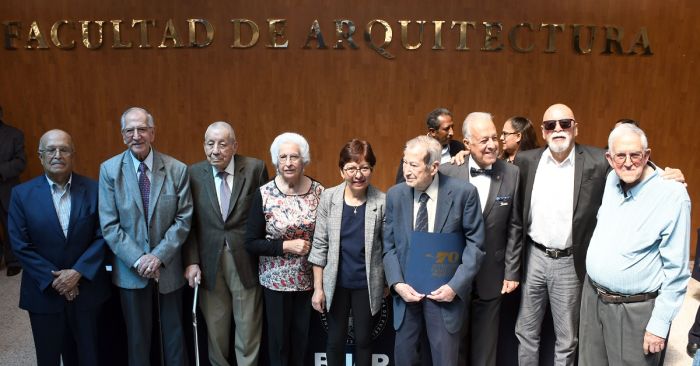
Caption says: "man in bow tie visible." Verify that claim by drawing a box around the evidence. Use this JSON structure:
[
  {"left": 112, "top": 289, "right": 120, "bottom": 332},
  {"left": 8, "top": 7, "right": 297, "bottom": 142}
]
[{"left": 440, "top": 112, "right": 522, "bottom": 366}]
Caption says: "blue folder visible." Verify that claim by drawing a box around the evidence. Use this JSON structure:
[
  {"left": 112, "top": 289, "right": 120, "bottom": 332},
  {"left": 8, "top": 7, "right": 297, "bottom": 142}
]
[{"left": 405, "top": 231, "right": 464, "bottom": 294}]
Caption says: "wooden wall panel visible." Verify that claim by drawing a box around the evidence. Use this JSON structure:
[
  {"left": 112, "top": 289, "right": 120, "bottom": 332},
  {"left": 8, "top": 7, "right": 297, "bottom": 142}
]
[{"left": 1, "top": 1, "right": 699, "bottom": 252}]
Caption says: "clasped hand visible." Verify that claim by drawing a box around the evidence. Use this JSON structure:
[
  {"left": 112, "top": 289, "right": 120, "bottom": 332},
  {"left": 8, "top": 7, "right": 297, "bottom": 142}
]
[
  {"left": 137, "top": 254, "right": 161, "bottom": 280},
  {"left": 52, "top": 269, "right": 81, "bottom": 301}
]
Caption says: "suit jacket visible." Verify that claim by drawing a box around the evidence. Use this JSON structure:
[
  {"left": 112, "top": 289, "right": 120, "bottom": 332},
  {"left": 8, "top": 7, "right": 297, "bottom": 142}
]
[
  {"left": 0, "top": 121, "right": 26, "bottom": 211},
  {"left": 383, "top": 173, "right": 485, "bottom": 333},
  {"left": 308, "top": 183, "right": 386, "bottom": 315},
  {"left": 183, "top": 155, "right": 269, "bottom": 290},
  {"left": 99, "top": 149, "right": 193, "bottom": 293},
  {"left": 8, "top": 174, "right": 110, "bottom": 313},
  {"left": 514, "top": 144, "right": 609, "bottom": 282},
  {"left": 439, "top": 159, "right": 522, "bottom": 300},
  {"left": 395, "top": 139, "right": 465, "bottom": 184}
]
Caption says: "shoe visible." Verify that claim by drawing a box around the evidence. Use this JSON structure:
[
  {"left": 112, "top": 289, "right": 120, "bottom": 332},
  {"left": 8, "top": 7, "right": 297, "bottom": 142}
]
[
  {"left": 6, "top": 266, "right": 21, "bottom": 277},
  {"left": 688, "top": 342, "right": 700, "bottom": 358}
]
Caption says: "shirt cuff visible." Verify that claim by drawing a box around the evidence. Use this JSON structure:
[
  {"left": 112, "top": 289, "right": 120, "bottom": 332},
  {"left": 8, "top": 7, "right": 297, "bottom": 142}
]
[{"left": 646, "top": 316, "right": 670, "bottom": 338}]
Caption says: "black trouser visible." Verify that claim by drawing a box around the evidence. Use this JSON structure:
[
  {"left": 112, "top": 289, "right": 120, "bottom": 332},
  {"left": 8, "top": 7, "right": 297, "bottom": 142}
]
[
  {"left": 263, "top": 288, "right": 312, "bottom": 366},
  {"left": 325, "top": 287, "right": 373, "bottom": 366},
  {"left": 690, "top": 305, "right": 700, "bottom": 344},
  {"left": 0, "top": 204, "right": 19, "bottom": 268}
]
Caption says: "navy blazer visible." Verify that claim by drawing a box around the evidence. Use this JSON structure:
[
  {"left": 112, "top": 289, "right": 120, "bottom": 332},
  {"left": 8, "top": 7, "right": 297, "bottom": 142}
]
[
  {"left": 383, "top": 172, "right": 485, "bottom": 333},
  {"left": 8, "top": 173, "right": 110, "bottom": 313}
]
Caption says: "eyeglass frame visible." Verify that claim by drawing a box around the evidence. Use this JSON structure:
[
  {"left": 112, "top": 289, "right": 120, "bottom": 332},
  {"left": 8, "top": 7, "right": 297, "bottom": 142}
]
[
  {"left": 121, "top": 126, "right": 153, "bottom": 137},
  {"left": 277, "top": 154, "right": 302, "bottom": 164},
  {"left": 343, "top": 166, "right": 373, "bottom": 176},
  {"left": 500, "top": 131, "right": 519, "bottom": 139},
  {"left": 38, "top": 146, "right": 74, "bottom": 157},
  {"left": 606, "top": 150, "right": 649, "bottom": 165},
  {"left": 542, "top": 118, "right": 575, "bottom": 131}
]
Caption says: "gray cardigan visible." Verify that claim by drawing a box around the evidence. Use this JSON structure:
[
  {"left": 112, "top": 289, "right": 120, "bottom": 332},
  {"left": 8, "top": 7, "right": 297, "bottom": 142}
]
[{"left": 308, "top": 182, "right": 386, "bottom": 315}]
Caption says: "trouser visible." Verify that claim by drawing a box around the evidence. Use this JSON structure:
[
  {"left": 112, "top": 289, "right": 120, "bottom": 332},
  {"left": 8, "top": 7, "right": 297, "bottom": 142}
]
[
  {"left": 394, "top": 300, "right": 460, "bottom": 366},
  {"left": 325, "top": 287, "right": 373, "bottom": 366},
  {"left": 689, "top": 304, "right": 700, "bottom": 344},
  {"left": 263, "top": 288, "right": 312, "bottom": 366},
  {"left": 461, "top": 293, "right": 501, "bottom": 366},
  {"left": 0, "top": 204, "right": 19, "bottom": 268}
]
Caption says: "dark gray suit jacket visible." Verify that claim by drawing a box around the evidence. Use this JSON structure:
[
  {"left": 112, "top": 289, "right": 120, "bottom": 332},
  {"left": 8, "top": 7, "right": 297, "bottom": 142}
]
[
  {"left": 0, "top": 121, "right": 26, "bottom": 212},
  {"left": 514, "top": 144, "right": 609, "bottom": 282},
  {"left": 183, "top": 155, "right": 269, "bottom": 290},
  {"left": 383, "top": 173, "right": 485, "bottom": 333},
  {"left": 440, "top": 159, "right": 522, "bottom": 300}
]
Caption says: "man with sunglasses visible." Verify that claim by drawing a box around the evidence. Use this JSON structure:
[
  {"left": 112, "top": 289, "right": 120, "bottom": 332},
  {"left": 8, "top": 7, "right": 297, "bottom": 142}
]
[
  {"left": 579, "top": 123, "right": 689, "bottom": 365},
  {"left": 513, "top": 103, "right": 684, "bottom": 366}
]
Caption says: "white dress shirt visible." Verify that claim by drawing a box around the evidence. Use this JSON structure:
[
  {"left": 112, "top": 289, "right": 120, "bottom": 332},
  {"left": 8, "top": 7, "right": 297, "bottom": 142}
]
[
  {"left": 439, "top": 145, "right": 451, "bottom": 164},
  {"left": 528, "top": 147, "right": 576, "bottom": 249},
  {"left": 412, "top": 174, "right": 440, "bottom": 232},
  {"left": 47, "top": 175, "right": 72, "bottom": 237},
  {"left": 468, "top": 156, "right": 491, "bottom": 213}
]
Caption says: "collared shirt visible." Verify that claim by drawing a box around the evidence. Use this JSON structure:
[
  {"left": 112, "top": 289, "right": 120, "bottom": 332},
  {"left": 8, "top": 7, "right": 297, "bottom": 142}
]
[
  {"left": 212, "top": 158, "right": 235, "bottom": 204},
  {"left": 586, "top": 168, "right": 690, "bottom": 337},
  {"left": 413, "top": 174, "right": 439, "bottom": 232},
  {"left": 528, "top": 147, "right": 576, "bottom": 249},
  {"left": 468, "top": 156, "right": 492, "bottom": 213},
  {"left": 46, "top": 174, "right": 72, "bottom": 237},
  {"left": 439, "top": 145, "right": 451, "bottom": 164},
  {"left": 130, "top": 148, "right": 154, "bottom": 183}
]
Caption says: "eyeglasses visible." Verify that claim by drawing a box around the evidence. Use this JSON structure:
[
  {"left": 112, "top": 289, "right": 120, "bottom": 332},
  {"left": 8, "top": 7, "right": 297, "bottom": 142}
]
[
  {"left": 500, "top": 131, "right": 519, "bottom": 138},
  {"left": 343, "top": 166, "right": 373, "bottom": 175},
  {"left": 542, "top": 119, "right": 575, "bottom": 131},
  {"left": 122, "top": 126, "right": 153, "bottom": 137},
  {"left": 278, "top": 154, "right": 301, "bottom": 163},
  {"left": 609, "top": 151, "right": 647, "bottom": 165},
  {"left": 39, "top": 147, "right": 73, "bottom": 157}
]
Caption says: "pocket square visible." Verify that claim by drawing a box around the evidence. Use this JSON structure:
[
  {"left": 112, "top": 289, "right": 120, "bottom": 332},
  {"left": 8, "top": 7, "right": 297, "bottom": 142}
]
[{"left": 495, "top": 195, "right": 511, "bottom": 202}]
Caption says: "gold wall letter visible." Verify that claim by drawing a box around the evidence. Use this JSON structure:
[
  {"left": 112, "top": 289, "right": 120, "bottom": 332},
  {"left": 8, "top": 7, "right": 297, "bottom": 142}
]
[
  {"left": 50, "top": 20, "right": 75, "bottom": 49},
  {"left": 481, "top": 22, "right": 504, "bottom": 51},
  {"left": 432, "top": 21, "right": 445, "bottom": 50},
  {"left": 399, "top": 20, "right": 426, "bottom": 50},
  {"left": 231, "top": 19, "right": 259, "bottom": 48},
  {"left": 187, "top": 19, "right": 214, "bottom": 48},
  {"left": 159, "top": 19, "right": 184, "bottom": 48},
  {"left": 451, "top": 21, "right": 476, "bottom": 50},
  {"left": 508, "top": 23, "right": 534, "bottom": 53},
  {"left": 303, "top": 19, "right": 327, "bottom": 49},
  {"left": 333, "top": 19, "right": 358, "bottom": 49},
  {"left": 627, "top": 27, "right": 652, "bottom": 55},
  {"left": 571, "top": 24, "right": 596, "bottom": 54},
  {"left": 266, "top": 19, "right": 288, "bottom": 48},
  {"left": 364, "top": 19, "right": 394, "bottom": 59},
  {"left": 540, "top": 23, "right": 565, "bottom": 53},
  {"left": 3, "top": 21, "right": 21, "bottom": 49},
  {"left": 602, "top": 26, "right": 624, "bottom": 55},
  {"left": 25, "top": 21, "right": 49, "bottom": 49},
  {"left": 111, "top": 20, "right": 132, "bottom": 48},
  {"left": 132, "top": 19, "right": 155, "bottom": 48},
  {"left": 79, "top": 20, "right": 104, "bottom": 49}
]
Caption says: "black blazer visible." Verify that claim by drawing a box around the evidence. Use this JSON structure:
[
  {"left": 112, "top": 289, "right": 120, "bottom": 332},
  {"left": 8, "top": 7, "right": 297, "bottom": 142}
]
[
  {"left": 0, "top": 121, "right": 26, "bottom": 211},
  {"left": 440, "top": 159, "right": 522, "bottom": 300},
  {"left": 395, "top": 139, "right": 465, "bottom": 184},
  {"left": 514, "top": 144, "right": 609, "bottom": 282},
  {"left": 183, "top": 155, "right": 269, "bottom": 290}
]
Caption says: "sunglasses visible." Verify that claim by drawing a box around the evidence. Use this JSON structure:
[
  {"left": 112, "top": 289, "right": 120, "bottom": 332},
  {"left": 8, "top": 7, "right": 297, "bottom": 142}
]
[{"left": 542, "top": 118, "right": 575, "bottom": 131}]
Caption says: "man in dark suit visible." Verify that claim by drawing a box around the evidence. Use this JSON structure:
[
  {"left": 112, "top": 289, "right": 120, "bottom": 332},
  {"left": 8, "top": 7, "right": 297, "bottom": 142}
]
[
  {"left": 99, "top": 107, "right": 193, "bottom": 366},
  {"left": 383, "top": 135, "right": 485, "bottom": 366},
  {"left": 183, "top": 121, "right": 268, "bottom": 366},
  {"left": 395, "top": 108, "right": 465, "bottom": 183},
  {"left": 0, "top": 105, "right": 27, "bottom": 276},
  {"left": 441, "top": 112, "right": 521, "bottom": 366},
  {"left": 9, "top": 129, "right": 110, "bottom": 365}
]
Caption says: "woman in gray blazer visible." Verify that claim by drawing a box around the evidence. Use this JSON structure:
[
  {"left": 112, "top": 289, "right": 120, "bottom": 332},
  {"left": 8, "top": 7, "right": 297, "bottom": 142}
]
[{"left": 308, "top": 139, "right": 385, "bottom": 366}]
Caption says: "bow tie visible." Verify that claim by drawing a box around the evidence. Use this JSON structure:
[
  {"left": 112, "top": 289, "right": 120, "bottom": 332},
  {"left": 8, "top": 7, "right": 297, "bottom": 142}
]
[{"left": 470, "top": 167, "right": 493, "bottom": 177}]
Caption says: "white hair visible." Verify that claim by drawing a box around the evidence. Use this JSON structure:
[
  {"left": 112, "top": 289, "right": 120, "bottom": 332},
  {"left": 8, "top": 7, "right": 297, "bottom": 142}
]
[
  {"left": 405, "top": 135, "right": 441, "bottom": 166},
  {"left": 462, "top": 112, "right": 493, "bottom": 140},
  {"left": 120, "top": 107, "right": 154, "bottom": 130},
  {"left": 270, "top": 132, "right": 311, "bottom": 166},
  {"left": 607, "top": 123, "right": 648, "bottom": 153}
]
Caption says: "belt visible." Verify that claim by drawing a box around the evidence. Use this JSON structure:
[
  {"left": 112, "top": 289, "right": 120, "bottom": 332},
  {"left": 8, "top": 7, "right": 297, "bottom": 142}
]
[
  {"left": 589, "top": 278, "right": 658, "bottom": 304},
  {"left": 528, "top": 238, "right": 572, "bottom": 259}
]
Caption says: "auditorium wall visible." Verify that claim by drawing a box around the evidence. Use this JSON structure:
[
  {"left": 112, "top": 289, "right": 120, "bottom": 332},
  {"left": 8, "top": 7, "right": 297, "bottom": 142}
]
[{"left": 1, "top": 0, "right": 698, "bottom": 252}]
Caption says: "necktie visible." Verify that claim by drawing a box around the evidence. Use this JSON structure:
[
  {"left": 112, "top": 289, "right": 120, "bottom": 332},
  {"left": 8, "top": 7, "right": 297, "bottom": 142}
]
[
  {"left": 415, "top": 192, "right": 429, "bottom": 232},
  {"left": 138, "top": 162, "right": 150, "bottom": 220},
  {"left": 218, "top": 171, "right": 230, "bottom": 219},
  {"left": 470, "top": 167, "right": 493, "bottom": 177}
]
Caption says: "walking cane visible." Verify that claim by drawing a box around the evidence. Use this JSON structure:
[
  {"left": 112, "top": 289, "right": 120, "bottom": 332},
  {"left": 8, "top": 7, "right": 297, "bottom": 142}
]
[{"left": 192, "top": 281, "right": 201, "bottom": 366}]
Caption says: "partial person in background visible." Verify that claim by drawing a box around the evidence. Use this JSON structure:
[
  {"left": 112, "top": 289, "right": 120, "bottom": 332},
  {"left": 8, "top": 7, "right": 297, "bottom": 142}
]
[
  {"left": 184, "top": 122, "right": 268, "bottom": 366},
  {"left": 9, "top": 130, "right": 110, "bottom": 365},
  {"left": 309, "top": 139, "right": 385, "bottom": 366},
  {"left": 245, "top": 132, "right": 324, "bottom": 366},
  {"left": 395, "top": 108, "right": 465, "bottom": 183},
  {"left": 580, "top": 123, "right": 690, "bottom": 365},
  {"left": 686, "top": 230, "right": 700, "bottom": 360},
  {"left": 440, "top": 112, "right": 522, "bottom": 366},
  {"left": 99, "top": 107, "right": 193, "bottom": 366},
  {"left": 499, "top": 116, "right": 539, "bottom": 163},
  {"left": 0, "top": 104, "right": 27, "bottom": 276}
]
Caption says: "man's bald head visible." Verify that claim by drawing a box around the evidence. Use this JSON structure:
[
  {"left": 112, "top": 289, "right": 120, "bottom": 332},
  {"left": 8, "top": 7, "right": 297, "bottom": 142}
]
[
  {"left": 543, "top": 103, "right": 575, "bottom": 122},
  {"left": 38, "top": 129, "right": 75, "bottom": 185}
]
